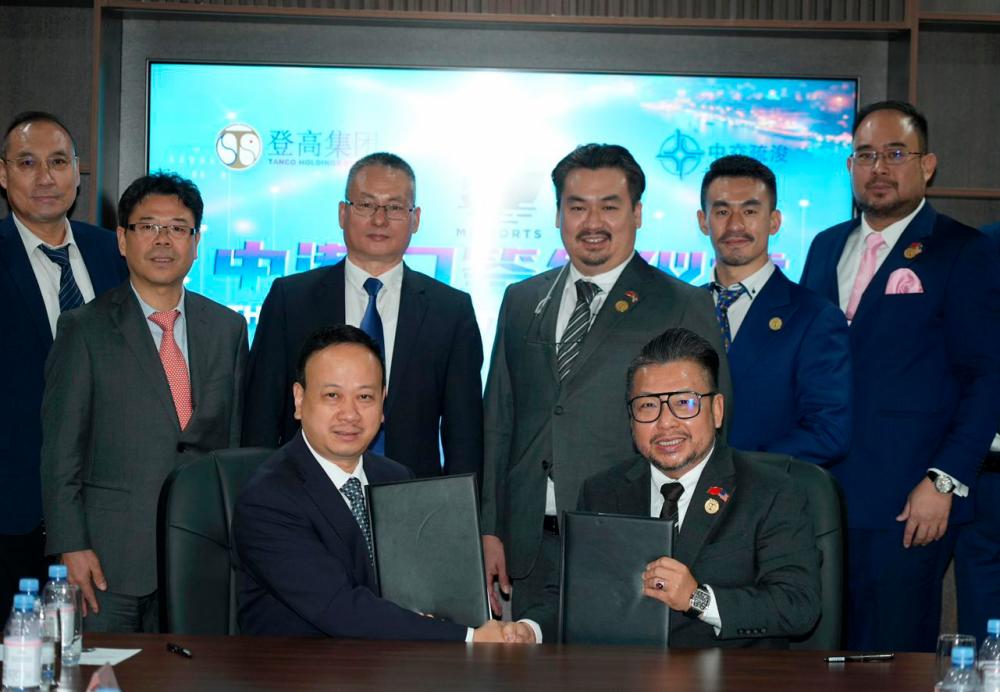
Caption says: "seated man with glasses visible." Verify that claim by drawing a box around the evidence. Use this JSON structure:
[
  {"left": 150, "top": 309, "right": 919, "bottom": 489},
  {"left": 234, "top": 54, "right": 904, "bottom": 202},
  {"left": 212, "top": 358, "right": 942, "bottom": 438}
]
[{"left": 577, "top": 327, "right": 821, "bottom": 648}]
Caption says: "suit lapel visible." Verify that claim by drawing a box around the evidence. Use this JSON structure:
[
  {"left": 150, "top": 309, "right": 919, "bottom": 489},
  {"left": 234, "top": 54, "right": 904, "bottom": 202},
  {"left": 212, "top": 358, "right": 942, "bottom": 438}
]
[
  {"left": 728, "top": 269, "right": 791, "bottom": 371},
  {"left": 618, "top": 457, "right": 652, "bottom": 515},
  {"left": 316, "top": 260, "right": 348, "bottom": 326},
  {"left": 822, "top": 226, "right": 854, "bottom": 305},
  {"left": 183, "top": 292, "right": 211, "bottom": 432},
  {"left": 673, "top": 445, "right": 737, "bottom": 567},
  {"left": 386, "top": 265, "right": 427, "bottom": 415},
  {"left": 72, "top": 221, "right": 122, "bottom": 294},
  {"left": 0, "top": 216, "right": 53, "bottom": 345},
  {"left": 532, "top": 266, "right": 568, "bottom": 382}
]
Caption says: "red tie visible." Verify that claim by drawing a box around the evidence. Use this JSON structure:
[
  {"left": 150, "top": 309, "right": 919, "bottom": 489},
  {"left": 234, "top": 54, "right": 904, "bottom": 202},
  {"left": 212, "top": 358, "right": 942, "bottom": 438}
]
[{"left": 148, "top": 310, "right": 193, "bottom": 430}]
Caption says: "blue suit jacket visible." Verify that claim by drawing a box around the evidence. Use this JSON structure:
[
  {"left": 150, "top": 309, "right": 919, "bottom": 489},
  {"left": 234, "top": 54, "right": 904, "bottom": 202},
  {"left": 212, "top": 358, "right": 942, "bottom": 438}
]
[
  {"left": 0, "top": 215, "right": 127, "bottom": 534},
  {"left": 233, "top": 432, "right": 467, "bottom": 640},
  {"left": 800, "top": 203, "right": 1000, "bottom": 528},
  {"left": 724, "top": 267, "right": 851, "bottom": 465}
]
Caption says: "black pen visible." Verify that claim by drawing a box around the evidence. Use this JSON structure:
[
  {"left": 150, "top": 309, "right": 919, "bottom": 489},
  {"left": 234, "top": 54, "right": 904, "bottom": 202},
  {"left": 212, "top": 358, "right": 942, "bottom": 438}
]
[
  {"left": 824, "top": 653, "right": 894, "bottom": 663},
  {"left": 167, "top": 642, "right": 193, "bottom": 658}
]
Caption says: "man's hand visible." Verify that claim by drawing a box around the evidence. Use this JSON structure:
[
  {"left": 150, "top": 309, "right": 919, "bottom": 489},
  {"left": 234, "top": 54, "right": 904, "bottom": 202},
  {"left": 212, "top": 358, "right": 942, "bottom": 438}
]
[
  {"left": 896, "top": 477, "right": 952, "bottom": 548},
  {"left": 472, "top": 620, "right": 536, "bottom": 643},
  {"left": 642, "top": 557, "right": 698, "bottom": 611},
  {"left": 61, "top": 550, "right": 107, "bottom": 616},
  {"left": 482, "top": 535, "right": 511, "bottom": 616}
]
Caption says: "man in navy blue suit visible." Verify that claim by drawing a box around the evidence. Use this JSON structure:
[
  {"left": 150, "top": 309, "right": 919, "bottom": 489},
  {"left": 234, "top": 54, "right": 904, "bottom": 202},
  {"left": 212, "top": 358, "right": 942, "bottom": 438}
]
[
  {"left": 698, "top": 155, "right": 850, "bottom": 465},
  {"left": 800, "top": 101, "right": 1000, "bottom": 651},
  {"left": 0, "top": 112, "right": 126, "bottom": 612},
  {"left": 234, "top": 325, "right": 535, "bottom": 643}
]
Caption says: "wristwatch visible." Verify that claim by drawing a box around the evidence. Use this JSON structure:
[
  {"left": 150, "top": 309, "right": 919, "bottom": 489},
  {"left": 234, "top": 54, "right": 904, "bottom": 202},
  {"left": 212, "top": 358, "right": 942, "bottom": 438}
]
[
  {"left": 686, "top": 584, "right": 711, "bottom": 617},
  {"left": 926, "top": 470, "right": 955, "bottom": 495}
]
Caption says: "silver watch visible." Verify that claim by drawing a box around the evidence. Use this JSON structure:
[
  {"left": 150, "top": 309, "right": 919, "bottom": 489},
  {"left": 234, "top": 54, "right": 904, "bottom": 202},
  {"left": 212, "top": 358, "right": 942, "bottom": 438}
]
[
  {"left": 686, "top": 584, "right": 711, "bottom": 617},
  {"left": 927, "top": 470, "right": 955, "bottom": 495}
]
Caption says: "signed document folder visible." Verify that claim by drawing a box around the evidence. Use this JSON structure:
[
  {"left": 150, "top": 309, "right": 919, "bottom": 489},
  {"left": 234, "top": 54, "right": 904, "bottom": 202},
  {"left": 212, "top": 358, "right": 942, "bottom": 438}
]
[
  {"left": 559, "top": 510, "right": 674, "bottom": 646},
  {"left": 367, "top": 473, "right": 489, "bottom": 628}
]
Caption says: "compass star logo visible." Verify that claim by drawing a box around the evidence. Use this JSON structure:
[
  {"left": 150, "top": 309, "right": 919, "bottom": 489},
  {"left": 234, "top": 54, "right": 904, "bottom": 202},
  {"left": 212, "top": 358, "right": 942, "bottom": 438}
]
[{"left": 656, "top": 129, "right": 705, "bottom": 180}]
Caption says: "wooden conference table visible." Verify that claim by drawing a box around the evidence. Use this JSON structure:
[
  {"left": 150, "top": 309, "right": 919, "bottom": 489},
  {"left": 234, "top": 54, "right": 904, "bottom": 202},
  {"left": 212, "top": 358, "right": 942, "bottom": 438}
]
[{"left": 17, "top": 633, "right": 935, "bottom": 691}]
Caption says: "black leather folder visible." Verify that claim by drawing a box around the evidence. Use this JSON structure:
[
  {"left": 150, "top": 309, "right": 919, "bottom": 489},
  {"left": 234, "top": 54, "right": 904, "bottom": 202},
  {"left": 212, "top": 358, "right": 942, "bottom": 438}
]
[
  {"left": 367, "top": 473, "right": 489, "bottom": 628},
  {"left": 559, "top": 510, "right": 673, "bottom": 646}
]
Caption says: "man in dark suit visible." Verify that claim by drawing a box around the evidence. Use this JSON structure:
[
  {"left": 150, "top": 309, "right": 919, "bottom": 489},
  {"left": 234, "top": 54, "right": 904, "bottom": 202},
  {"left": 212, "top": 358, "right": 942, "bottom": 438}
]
[
  {"left": 242, "top": 152, "right": 483, "bottom": 480},
  {"left": 0, "top": 111, "right": 127, "bottom": 612},
  {"left": 579, "top": 327, "right": 820, "bottom": 648},
  {"left": 954, "top": 220, "right": 1000, "bottom": 638},
  {"left": 235, "top": 325, "right": 533, "bottom": 643},
  {"left": 481, "top": 144, "right": 730, "bottom": 640},
  {"left": 697, "top": 155, "right": 850, "bottom": 465},
  {"left": 41, "top": 173, "right": 248, "bottom": 632},
  {"left": 800, "top": 101, "right": 1000, "bottom": 651}
]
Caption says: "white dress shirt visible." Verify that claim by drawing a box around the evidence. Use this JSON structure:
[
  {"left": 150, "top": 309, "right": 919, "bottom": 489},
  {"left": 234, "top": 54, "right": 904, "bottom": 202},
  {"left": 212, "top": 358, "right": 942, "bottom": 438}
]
[
  {"left": 14, "top": 214, "right": 97, "bottom": 337},
  {"left": 132, "top": 285, "right": 189, "bottom": 368},
  {"left": 709, "top": 261, "right": 776, "bottom": 340},
  {"left": 648, "top": 447, "right": 723, "bottom": 632},
  {"left": 344, "top": 257, "right": 404, "bottom": 385}
]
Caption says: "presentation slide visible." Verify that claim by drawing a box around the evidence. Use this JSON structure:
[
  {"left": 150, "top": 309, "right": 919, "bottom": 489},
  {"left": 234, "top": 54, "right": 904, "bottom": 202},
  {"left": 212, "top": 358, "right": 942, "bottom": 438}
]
[{"left": 148, "top": 63, "right": 857, "bottom": 348}]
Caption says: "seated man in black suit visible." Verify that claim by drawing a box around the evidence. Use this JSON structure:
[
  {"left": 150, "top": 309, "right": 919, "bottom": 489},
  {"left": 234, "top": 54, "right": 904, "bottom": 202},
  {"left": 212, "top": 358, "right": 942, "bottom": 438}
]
[
  {"left": 233, "top": 325, "right": 534, "bottom": 643},
  {"left": 579, "top": 327, "right": 821, "bottom": 648}
]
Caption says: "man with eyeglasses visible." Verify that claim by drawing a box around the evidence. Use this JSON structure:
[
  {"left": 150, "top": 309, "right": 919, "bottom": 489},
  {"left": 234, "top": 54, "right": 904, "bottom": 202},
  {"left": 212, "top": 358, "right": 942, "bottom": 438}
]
[
  {"left": 40, "top": 172, "right": 248, "bottom": 632},
  {"left": 578, "top": 327, "right": 820, "bottom": 648},
  {"left": 800, "top": 100, "right": 1000, "bottom": 651},
  {"left": 0, "top": 111, "right": 127, "bottom": 615},
  {"left": 244, "top": 152, "right": 484, "bottom": 484}
]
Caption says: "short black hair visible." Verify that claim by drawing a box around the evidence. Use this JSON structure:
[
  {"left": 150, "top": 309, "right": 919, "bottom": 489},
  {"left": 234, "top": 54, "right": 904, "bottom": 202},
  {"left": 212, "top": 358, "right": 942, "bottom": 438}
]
[
  {"left": 854, "top": 100, "right": 929, "bottom": 152},
  {"left": 117, "top": 172, "right": 204, "bottom": 230},
  {"left": 1, "top": 111, "right": 76, "bottom": 159},
  {"left": 551, "top": 143, "right": 646, "bottom": 209},
  {"left": 626, "top": 327, "right": 720, "bottom": 399},
  {"left": 344, "top": 152, "right": 416, "bottom": 203},
  {"left": 295, "top": 324, "right": 386, "bottom": 389},
  {"left": 700, "top": 155, "right": 778, "bottom": 211}
]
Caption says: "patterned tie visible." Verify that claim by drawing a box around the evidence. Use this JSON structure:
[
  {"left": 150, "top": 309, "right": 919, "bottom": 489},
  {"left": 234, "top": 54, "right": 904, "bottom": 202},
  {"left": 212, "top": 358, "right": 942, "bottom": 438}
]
[
  {"left": 359, "top": 277, "right": 385, "bottom": 455},
  {"left": 37, "top": 245, "right": 84, "bottom": 312},
  {"left": 713, "top": 284, "right": 746, "bottom": 352},
  {"left": 557, "top": 280, "right": 601, "bottom": 380},
  {"left": 845, "top": 232, "right": 887, "bottom": 321},
  {"left": 148, "top": 310, "right": 193, "bottom": 430},
  {"left": 342, "top": 477, "right": 374, "bottom": 569}
]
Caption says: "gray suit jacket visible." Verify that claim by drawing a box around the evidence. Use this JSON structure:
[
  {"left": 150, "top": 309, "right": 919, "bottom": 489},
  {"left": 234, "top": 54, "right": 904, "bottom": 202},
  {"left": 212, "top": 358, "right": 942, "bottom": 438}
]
[
  {"left": 481, "top": 253, "right": 732, "bottom": 578},
  {"left": 41, "top": 281, "right": 248, "bottom": 596}
]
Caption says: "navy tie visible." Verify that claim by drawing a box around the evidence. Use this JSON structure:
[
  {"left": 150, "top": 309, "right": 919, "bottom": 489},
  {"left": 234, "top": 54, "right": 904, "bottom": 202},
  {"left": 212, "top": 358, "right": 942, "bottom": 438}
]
[
  {"left": 360, "top": 277, "right": 385, "bottom": 455},
  {"left": 341, "top": 477, "right": 374, "bottom": 570},
  {"left": 712, "top": 283, "right": 746, "bottom": 352},
  {"left": 38, "top": 245, "right": 84, "bottom": 312}
]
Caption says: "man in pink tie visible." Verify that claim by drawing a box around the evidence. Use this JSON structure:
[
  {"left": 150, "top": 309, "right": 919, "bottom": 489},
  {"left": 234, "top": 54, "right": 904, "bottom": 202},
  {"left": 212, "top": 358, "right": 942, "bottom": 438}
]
[
  {"left": 40, "top": 173, "right": 248, "bottom": 632},
  {"left": 800, "top": 101, "right": 1000, "bottom": 652}
]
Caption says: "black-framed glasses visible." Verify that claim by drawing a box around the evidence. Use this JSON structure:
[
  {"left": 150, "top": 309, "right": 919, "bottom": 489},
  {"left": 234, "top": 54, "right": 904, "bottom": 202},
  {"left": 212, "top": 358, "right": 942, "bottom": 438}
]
[
  {"left": 126, "top": 223, "right": 197, "bottom": 240},
  {"left": 849, "top": 149, "right": 925, "bottom": 167},
  {"left": 627, "top": 390, "right": 717, "bottom": 423},
  {"left": 345, "top": 199, "right": 415, "bottom": 221},
  {"left": 2, "top": 155, "right": 78, "bottom": 175}
]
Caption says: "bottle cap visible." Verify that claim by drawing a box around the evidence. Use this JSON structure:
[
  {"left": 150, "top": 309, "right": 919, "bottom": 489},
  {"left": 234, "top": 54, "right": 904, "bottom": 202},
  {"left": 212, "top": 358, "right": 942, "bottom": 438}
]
[
  {"left": 18, "top": 578, "right": 39, "bottom": 593},
  {"left": 49, "top": 564, "right": 68, "bottom": 580},
  {"left": 989, "top": 619, "right": 1000, "bottom": 636},
  {"left": 952, "top": 646, "right": 975, "bottom": 667},
  {"left": 13, "top": 594, "right": 34, "bottom": 611}
]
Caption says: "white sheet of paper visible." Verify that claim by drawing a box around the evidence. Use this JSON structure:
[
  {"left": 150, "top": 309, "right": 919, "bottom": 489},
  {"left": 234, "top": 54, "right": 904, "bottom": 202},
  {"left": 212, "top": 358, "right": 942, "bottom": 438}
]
[{"left": 0, "top": 645, "right": 141, "bottom": 666}]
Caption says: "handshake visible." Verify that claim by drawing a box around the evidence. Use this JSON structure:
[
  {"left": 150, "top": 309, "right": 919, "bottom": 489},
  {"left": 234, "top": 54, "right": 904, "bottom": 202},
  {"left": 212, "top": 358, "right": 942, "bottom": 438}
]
[{"left": 472, "top": 620, "right": 537, "bottom": 644}]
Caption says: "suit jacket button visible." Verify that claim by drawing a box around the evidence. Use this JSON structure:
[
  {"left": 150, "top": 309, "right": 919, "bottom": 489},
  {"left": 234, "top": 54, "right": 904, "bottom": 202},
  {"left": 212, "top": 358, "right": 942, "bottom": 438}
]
[
  {"left": 176, "top": 443, "right": 187, "bottom": 453},
  {"left": 541, "top": 459, "right": 551, "bottom": 471},
  {"left": 554, "top": 405, "right": 564, "bottom": 415}
]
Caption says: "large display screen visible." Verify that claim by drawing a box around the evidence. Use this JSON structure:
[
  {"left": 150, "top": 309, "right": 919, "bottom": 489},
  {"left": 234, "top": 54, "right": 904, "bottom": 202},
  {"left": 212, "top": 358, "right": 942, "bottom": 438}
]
[{"left": 148, "top": 63, "right": 857, "bottom": 347}]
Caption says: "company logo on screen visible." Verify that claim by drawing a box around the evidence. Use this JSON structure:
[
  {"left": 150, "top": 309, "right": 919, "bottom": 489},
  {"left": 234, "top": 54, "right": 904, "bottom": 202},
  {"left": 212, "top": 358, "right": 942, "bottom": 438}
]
[
  {"left": 657, "top": 129, "right": 704, "bottom": 180},
  {"left": 216, "top": 123, "right": 262, "bottom": 170}
]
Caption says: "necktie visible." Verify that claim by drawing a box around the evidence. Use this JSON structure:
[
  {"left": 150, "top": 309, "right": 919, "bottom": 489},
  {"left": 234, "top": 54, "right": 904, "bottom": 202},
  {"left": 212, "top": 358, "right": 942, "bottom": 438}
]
[
  {"left": 148, "top": 310, "right": 193, "bottom": 430},
  {"left": 38, "top": 245, "right": 84, "bottom": 313},
  {"left": 557, "top": 280, "right": 601, "bottom": 380},
  {"left": 713, "top": 284, "right": 746, "bottom": 352},
  {"left": 342, "top": 477, "right": 374, "bottom": 569},
  {"left": 359, "top": 277, "right": 385, "bottom": 455},
  {"left": 659, "top": 482, "right": 685, "bottom": 524},
  {"left": 845, "top": 232, "right": 887, "bottom": 321}
]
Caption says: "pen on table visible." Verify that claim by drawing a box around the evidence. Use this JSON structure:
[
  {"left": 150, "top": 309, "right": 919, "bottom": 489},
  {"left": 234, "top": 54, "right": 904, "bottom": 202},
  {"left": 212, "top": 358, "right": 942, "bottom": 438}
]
[
  {"left": 824, "top": 653, "right": 894, "bottom": 663},
  {"left": 167, "top": 642, "right": 193, "bottom": 658}
]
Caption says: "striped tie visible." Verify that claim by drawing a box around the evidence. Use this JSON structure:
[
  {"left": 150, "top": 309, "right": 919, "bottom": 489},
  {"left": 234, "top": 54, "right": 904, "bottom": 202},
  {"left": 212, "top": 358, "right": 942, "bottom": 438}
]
[
  {"left": 37, "top": 245, "right": 84, "bottom": 312},
  {"left": 557, "top": 279, "right": 600, "bottom": 380},
  {"left": 712, "top": 284, "right": 746, "bottom": 352}
]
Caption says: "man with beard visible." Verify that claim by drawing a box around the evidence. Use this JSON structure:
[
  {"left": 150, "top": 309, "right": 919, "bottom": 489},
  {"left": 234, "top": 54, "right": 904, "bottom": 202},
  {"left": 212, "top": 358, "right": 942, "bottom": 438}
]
[
  {"left": 800, "top": 101, "right": 1000, "bottom": 651},
  {"left": 698, "top": 155, "right": 849, "bottom": 465},
  {"left": 578, "top": 327, "right": 821, "bottom": 648}
]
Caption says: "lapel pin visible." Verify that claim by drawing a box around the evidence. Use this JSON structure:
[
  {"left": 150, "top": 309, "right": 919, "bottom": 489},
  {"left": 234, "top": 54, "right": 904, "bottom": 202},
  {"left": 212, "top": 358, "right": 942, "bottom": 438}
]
[
  {"left": 704, "top": 498, "right": 720, "bottom": 515},
  {"left": 768, "top": 317, "right": 783, "bottom": 331},
  {"left": 707, "top": 486, "right": 730, "bottom": 503},
  {"left": 614, "top": 300, "right": 630, "bottom": 313},
  {"left": 624, "top": 290, "right": 640, "bottom": 304},
  {"left": 903, "top": 242, "right": 923, "bottom": 260}
]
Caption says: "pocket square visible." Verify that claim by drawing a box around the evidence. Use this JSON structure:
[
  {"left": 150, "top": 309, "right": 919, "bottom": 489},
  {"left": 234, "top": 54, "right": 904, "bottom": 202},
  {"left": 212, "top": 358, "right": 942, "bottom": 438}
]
[{"left": 885, "top": 268, "right": 924, "bottom": 294}]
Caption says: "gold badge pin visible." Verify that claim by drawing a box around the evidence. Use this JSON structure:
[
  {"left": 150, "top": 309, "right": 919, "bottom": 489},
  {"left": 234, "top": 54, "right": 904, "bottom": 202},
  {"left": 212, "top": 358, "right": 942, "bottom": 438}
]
[
  {"left": 705, "top": 498, "right": 720, "bottom": 515},
  {"left": 769, "top": 317, "right": 783, "bottom": 331},
  {"left": 615, "top": 300, "right": 630, "bottom": 313},
  {"left": 903, "top": 247, "right": 919, "bottom": 259}
]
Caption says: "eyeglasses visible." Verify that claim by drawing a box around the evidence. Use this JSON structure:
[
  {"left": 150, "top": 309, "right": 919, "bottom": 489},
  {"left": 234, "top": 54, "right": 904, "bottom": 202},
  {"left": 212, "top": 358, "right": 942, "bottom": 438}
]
[
  {"left": 2, "top": 155, "right": 77, "bottom": 175},
  {"left": 850, "top": 149, "right": 925, "bottom": 166},
  {"left": 126, "top": 223, "right": 197, "bottom": 240},
  {"left": 345, "top": 200, "right": 414, "bottom": 221},
  {"left": 627, "top": 391, "right": 717, "bottom": 423}
]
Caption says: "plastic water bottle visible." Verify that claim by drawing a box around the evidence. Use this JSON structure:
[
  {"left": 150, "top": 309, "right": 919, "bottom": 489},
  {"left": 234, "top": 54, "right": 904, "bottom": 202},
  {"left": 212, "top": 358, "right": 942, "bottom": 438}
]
[
  {"left": 43, "top": 565, "right": 82, "bottom": 667},
  {"left": 981, "top": 619, "right": 1000, "bottom": 692},
  {"left": 941, "top": 645, "right": 982, "bottom": 692},
  {"left": 15, "top": 580, "right": 52, "bottom": 686},
  {"left": 2, "top": 594, "right": 42, "bottom": 692}
]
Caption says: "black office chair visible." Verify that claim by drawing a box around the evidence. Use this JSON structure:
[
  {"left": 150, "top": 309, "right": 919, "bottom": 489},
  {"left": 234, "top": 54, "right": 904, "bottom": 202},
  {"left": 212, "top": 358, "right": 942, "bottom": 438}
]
[
  {"left": 756, "top": 453, "right": 845, "bottom": 650},
  {"left": 157, "top": 447, "right": 272, "bottom": 635}
]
